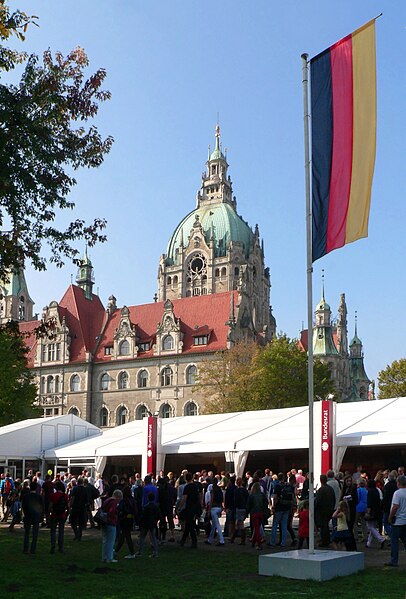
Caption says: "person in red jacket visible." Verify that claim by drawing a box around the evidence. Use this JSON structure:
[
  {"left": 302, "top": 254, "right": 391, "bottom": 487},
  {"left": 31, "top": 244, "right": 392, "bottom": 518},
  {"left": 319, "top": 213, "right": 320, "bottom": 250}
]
[
  {"left": 298, "top": 500, "right": 310, "bottom": 549},
  {"left": 49, "top": 481, "right": 69, "bottom": 554}
]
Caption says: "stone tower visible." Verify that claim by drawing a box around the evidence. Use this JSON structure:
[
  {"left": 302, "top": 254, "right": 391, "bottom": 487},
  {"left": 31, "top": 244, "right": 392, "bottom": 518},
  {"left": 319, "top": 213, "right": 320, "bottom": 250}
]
[
  {"left": 158, "top": 125, "right": 275, "bottom": 340},
  {"left": 76, "top": 249, "right": 94, "bottom": 300},
  {"left": 0, "top": 268, "right": 35, "bottom": 324},
  {"left": 349, "top": 313, "right": 370, "bottom": 401}
]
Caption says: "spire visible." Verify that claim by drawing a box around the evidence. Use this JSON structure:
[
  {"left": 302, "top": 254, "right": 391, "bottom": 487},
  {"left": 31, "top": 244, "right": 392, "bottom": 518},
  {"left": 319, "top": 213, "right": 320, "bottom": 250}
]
[
  {"left": 354, "top": 310, "right": 358, "bottom": 337},
  {"left": 322, "top": 269, "right": 325, "bottom": 301},
  {"left": 215, "top": 123, "right": 220, "bottom": 152},
  {"left": 208, "top": 124, "right": 226, "bottom": 162}
]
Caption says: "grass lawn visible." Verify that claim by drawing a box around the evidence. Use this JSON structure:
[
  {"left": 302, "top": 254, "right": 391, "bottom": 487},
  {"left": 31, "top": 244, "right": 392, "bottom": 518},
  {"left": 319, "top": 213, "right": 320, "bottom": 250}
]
[{"left": 1, "top": 527, "right": 405, "bottom": 599}]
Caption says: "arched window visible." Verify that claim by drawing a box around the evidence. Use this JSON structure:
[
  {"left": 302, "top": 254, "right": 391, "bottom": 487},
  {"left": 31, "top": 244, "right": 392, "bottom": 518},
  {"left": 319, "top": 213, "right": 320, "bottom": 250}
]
[
  {"left": 186, "top": 365, "right": 197, "bottom": 385},
  {"left": 100, "top": 373, "right": 109, "bottom": 391},
  {"left": 138, "top": 369, "right": 148, "bottom": 388},
  {"left": 184, "top": 402, "right": 198, "bottom": 416},
  {"left": 47, "top": 375, "right": 54, "bottom": 394},
  {"left": 69, "top": 407, "right": 79, "bottom": 417},
  {"left": 100, "top": 407, "right": 108, "bottom": 427},
  {"left": 70, "top": 374, "right": 80, "bottom": 392},
  {"left": 160, "top": 403, "right": 172, "bottom": 419},
  {"left": 135, "top": 404, "right": 150, "bottom": 420},
  {"left": 54, "top": 375, "right": 60, "bottom": 393},
  {"left": 117, "top": 405, "right": 128, "bottom": 426},
  {"left": 162, "top": 335, "right": 174, "bottom": 351},
  {"left": 173, "top": 276, "right": 178, "bottom": 287},
  {"left": 221, "top": 267, "right": 227, "bottom": 277},
  {"left": 118, "top": 371, "right": 129, "bottom": 390},
  {"left": 119, "top": 340, "right": 130, "bottom": 356},
  {"left": 160, "top": 366, "right": 173, "bottom": 387},
  {"left": 167, "top": 276, "right": 172, "bottom": 285},
  {"left": 234, "top": 267, "right": 239, "bottom": 276},
  {"left": 215, "top": 268, "right": 220, "bottom": 277}
]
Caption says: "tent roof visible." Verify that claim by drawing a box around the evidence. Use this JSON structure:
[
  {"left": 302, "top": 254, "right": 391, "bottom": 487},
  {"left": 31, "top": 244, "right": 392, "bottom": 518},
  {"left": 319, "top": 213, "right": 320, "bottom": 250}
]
[
  {"left": 44, "top": 397, "right": 406, "bottom": 461},
  {"left": 0, "top": 414, "right": 100, "bottom": 460}
]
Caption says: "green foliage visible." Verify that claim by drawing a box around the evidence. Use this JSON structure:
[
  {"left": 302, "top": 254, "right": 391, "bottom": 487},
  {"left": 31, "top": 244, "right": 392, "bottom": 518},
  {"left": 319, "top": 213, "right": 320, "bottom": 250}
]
[
  {"left": 0, "top": 322, "right": 39, "bottom": 425},
  {"left": 197, "top": 335, "right": 335, "bottom": 414},
  {"left": 0, "top": 1, "right": 38, "bottom": 71},
  {"left": 378, "top": 358, "right": 406, "bottom": 399},
  {"left": 0, "top": 2, "right": 113, "bottom": 281}
]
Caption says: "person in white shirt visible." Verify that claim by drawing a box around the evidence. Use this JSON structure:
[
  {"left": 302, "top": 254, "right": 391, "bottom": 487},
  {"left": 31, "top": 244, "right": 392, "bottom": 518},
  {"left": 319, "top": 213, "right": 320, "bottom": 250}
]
[{"left": 385, "top": 475, "right": 406, "bottom": 567}]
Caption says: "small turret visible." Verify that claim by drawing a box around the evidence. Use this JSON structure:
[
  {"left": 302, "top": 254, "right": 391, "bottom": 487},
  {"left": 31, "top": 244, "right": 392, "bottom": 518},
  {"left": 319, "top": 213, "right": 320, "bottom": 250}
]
[{"left": 76, "top": 248, "right": 94, "bottom": 300}]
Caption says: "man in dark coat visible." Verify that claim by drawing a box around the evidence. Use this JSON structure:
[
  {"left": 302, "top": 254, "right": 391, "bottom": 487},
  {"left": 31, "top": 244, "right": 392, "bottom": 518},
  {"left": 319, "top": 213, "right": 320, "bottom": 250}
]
[
  {"left": 315, "top": 474, "right": 336, "bottom": 547},
  {"left": 22, "top": 481, "right": 44, "bottom": 554}
]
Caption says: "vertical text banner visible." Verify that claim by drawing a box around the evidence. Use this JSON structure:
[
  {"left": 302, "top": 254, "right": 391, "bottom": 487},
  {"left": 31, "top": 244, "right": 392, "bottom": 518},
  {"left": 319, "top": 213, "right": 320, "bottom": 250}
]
[{"left": 321, "top": 400, "right": 334, "bottom": 474}]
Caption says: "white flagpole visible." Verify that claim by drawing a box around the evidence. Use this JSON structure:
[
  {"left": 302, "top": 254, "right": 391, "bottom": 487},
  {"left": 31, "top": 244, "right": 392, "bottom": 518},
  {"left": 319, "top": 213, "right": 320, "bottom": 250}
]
[{"left": 301, "top": 53, "right": 315, "bottom": 554}]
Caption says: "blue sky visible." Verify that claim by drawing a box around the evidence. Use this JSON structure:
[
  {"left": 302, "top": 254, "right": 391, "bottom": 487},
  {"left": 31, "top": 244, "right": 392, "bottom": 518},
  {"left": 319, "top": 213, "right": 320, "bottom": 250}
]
[{"left": 7, "top": 1, "right": 406, "bottom": 389}]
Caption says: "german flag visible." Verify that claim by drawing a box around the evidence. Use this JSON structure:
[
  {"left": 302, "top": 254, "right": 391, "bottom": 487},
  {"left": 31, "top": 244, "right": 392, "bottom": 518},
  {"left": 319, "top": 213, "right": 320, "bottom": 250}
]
[{"left": 311, "top": 20, "right": 377, "bottom": 262}]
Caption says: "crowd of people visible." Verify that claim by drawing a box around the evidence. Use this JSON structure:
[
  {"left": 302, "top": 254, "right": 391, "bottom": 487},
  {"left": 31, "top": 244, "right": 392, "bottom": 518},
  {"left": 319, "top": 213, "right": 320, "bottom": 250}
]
[{"left": 0, "top": 464, "right": 405, "bottom": 566}]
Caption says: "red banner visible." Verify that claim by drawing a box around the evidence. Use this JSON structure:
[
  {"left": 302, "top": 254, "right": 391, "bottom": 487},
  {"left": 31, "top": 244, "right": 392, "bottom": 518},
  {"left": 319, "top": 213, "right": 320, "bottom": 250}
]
[
  {"left": 321, "top": 400, "right": 333, "bottom": 474},
  {"left": 146, "top": 416, "right": 158, "bottom": 475}
]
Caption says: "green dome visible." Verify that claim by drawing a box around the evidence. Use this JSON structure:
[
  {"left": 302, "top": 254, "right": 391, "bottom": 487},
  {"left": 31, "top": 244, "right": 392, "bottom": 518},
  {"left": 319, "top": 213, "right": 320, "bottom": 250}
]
[
  {"left": 316, "top": 298, "right": 330, "bottom": 311},
  {"left": 209, "top": 147, "right": 225, "bottom": 161},
  {"left": 166, "top": 203, "right": 253, "bottom": 264}
]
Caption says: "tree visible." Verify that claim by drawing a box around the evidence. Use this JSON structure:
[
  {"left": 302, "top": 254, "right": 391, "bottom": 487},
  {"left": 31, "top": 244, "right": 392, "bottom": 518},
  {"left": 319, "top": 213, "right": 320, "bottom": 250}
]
[
  {"left": 196, "top": 335, "right": 335, "bottom": 414},
  {"left": 378, "top": 358, "right": 406, "bottom": 399},
  {"left": 0, "top": 321, "right": 39, "bottom": 425},
  {"left": 194, "top": 341, "right": 261, "bottom": 413},
  {"left": 0, "top": 3, "right": 113, "bottom": 281}
]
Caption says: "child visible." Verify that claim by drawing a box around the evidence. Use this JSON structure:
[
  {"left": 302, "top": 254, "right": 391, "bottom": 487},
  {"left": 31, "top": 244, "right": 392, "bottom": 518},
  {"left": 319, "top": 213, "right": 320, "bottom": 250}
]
[
  {"left": 298, "top": 500, "right": 309, "bottom": 549},
  {"left": 137, "top": 492, "right": 161, "bottom": 558},
  {"left": 331, "top": 500, "right": 351, "bottom": 550}
]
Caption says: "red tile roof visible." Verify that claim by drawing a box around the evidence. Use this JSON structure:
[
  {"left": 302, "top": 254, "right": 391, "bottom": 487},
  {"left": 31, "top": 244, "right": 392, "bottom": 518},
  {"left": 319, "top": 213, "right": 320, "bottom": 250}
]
[
  {"left": 58, "top": 285, "right": 105, "bottom": 363},
  {"left": 20, "top": 287, "right": 236, "bottom": 366},
  {"left": 94, "top": 291, "right": 237, "bottom": 363},
  {"left": 19, "top": 319, "right": 41, "bottom": 367}
]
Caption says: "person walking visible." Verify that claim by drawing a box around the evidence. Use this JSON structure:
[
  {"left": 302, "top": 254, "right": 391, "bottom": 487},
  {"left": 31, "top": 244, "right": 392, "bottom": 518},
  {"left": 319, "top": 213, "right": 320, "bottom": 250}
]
[
  {"left": 101, "top": 489, "right": 123, "bottom": 563},
  {"left": 365, "top": 480, "right": 385, "bottom": 549},
  {"left": 49, "top": 480, "right": 69, "bottom": 554},
  {"left": 115, "top": 485, "right": 136, "bottom": 559},
  {"left": 315, "top": 474, "right": 335, "bottom": 548},
  {"left": 205, "top": 477, "right": 225, "bottom": 547},
  {"left": 269, "top": 473, "right": 294, "bottom": 548},
  {"left": 385, "top": 474, "right": 406, "bottom": 567},
  {"left": 246, "top": 482, "right": 268, "bottom": 550},
  {"left": 69, "top": 476, "right": 88, "bottom": 541},
  {"left": 22, "top": 481, "right": 44, "bottom": 555}
]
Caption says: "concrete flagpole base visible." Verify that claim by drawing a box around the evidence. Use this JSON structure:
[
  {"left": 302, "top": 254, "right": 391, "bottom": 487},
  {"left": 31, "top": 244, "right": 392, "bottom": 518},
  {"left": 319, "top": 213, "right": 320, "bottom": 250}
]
[{"left": 258, "top": 549, "right": 364, "bottom": 581}]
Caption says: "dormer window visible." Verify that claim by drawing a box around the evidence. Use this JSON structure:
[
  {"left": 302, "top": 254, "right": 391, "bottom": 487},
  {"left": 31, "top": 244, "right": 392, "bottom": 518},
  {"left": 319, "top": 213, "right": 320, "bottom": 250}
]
[
  {"left": 162, "top": 335, "right": 174, "bottom": 351},
  {"left": 104, "top": 346, "right": 113, "bottom": 356},
  {"left": 194, "top": 335, "right": 208, "bottom": 346},
  {"left": 138, "top": 342, "right": 150, "bottom": 352}
]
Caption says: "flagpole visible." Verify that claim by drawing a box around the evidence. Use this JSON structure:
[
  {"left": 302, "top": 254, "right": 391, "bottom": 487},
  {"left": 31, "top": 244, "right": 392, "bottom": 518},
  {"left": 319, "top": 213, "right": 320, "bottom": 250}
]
[{"left": 301, "top": 52, "right": 315, "bottom": 554}]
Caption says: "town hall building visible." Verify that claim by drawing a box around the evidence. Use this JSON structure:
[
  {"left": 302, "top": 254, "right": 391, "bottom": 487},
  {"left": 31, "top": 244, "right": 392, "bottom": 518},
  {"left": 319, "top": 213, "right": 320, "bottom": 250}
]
[{"left": 1, "top": 126, "right": 371, "bottom": 426}]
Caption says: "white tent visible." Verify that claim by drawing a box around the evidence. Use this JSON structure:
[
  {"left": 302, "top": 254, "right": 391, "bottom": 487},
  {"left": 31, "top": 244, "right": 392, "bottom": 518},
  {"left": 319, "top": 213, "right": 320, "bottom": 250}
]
[
  {"left": 0, "top": 414, "right": 100, "bottom": 463},
  {"left": 43, "top": 397, "right": 406, "bottom": 475}
]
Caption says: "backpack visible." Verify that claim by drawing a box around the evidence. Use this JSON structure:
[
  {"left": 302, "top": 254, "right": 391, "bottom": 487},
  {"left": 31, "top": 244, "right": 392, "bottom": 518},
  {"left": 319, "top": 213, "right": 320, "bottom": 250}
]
[
  {"left": 53, "top": 493, "right": 68, "bottom": 516},
  {"left": 4, "top": 479, "right": 12, "bottom": 495},
  {"left": 278, "top": 483, "right": 294, "bottom": 507}
]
